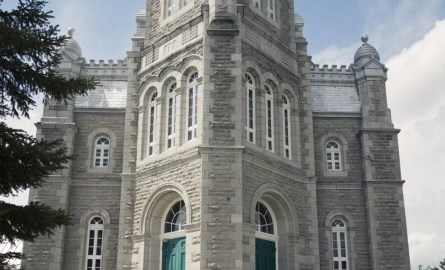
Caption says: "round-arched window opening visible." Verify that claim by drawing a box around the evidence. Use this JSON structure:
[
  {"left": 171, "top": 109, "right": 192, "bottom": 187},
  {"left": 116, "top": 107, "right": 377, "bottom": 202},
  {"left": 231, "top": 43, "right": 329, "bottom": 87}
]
[
  {"left": 255, "top": 202, "right": 274, "bottom": 234},
  {"left": 164, "top": 200, "right": 187, "bottom": 233}
]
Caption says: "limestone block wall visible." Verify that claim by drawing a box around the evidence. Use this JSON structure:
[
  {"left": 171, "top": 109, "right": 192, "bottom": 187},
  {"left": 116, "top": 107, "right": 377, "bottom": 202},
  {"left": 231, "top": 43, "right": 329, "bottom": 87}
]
[
  {"left": 313, "top": 117, "right": 364, "bottom": 182},
  {"left": 63, "top": 185, "right": 121, "bottom": 269},
  {"left": 72, "top": 111, "right": 126, "bottom": 179},
  {"left": 316, "top": 188, "right": 371, "bottom": 270},
  {"left": 242, "top": 150, "right": 318, "bottom": 270}
]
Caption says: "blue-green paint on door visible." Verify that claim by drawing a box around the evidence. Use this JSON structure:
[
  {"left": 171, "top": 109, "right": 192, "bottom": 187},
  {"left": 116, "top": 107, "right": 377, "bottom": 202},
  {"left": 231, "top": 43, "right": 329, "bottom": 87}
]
[
  {"left": 255, "top": 238, "right": 276, "bottom": 270},
  {"left": 162, "top": 237, "right": 186, "bottom": 270}
]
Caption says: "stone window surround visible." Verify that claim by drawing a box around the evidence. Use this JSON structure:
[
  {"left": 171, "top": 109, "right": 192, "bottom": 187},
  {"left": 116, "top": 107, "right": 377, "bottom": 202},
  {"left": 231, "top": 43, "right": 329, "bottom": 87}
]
[
  {"left": 324, "top": 210, "right": 356, "bottom": 270},
  {"left": 86, "top": 128, "right": 117, "bottom": 174},
  {"left": 250, "top": 0, "right": 281, "bottom": 29},
  {"left": 242, "top": 62, "right": 300, "bottom": 164},
  {"left": 78, "top": 208, "right": 111, "bottom": 270},
  {"left": 135, "top": 184, "right": 193, "bottom": 270},
  {"left": 250, "top": 184, "right": 300, "bottom": 269},
  {"left": 320, "top": 133, "right": 349, "bottom": 177},
  {"left": 137, "top": 64, "right": 203, "bottom": 164},
  {"left": 160, "top": 0, "right": 195, "bottom": 27}
]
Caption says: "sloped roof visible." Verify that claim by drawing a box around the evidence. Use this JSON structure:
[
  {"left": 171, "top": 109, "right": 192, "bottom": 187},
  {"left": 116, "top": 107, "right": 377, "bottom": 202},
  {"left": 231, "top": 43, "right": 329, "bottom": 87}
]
[
  {"left": 75, "top": 81, "right": 127, "bottom": 109},
  {"left": 312, "top": 85, "right": 361, "bottom": 113}
]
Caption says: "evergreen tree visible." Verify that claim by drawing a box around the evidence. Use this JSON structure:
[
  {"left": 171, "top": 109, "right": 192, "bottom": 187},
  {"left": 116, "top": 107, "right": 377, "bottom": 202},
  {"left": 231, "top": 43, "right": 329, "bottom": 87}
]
[{"left": 0, "top": 0, "right": 97, "bottom": 268}]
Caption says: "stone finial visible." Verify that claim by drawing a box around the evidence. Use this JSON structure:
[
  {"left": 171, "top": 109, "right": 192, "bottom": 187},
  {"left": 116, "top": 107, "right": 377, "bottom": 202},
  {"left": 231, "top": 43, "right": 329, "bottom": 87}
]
[
  {"left": 67, "top": 27, "right": 75, "bottom": 37},
  {"left": 361, "top": 34, "right": 369, "bottom": 44}
]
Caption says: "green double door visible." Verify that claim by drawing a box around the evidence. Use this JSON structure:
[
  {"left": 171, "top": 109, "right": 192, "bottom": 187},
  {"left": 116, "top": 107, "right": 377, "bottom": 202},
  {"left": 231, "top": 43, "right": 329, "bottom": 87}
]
[
  {"left": 162, "top": 237, "right": 186, "bottom": 270},
  {"left": 255, "top": 238, "right": 276, "bottom": 270}
]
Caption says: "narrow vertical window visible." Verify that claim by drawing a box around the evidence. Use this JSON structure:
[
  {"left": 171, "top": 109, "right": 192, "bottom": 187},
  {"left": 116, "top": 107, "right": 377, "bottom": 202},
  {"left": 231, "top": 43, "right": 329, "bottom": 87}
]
[
  {"left": 166, "top": 83, "right": 177, "bottom": 149},
  {"left": 148, "top": 92, "right": 158, "bottom": 156},
  {"left": 166, "top": 0, "right": 174, "bottom": 17},
  {"left": 265, "top": 84, "right": 274, "bottom": 152},
  {"left": 282, "top": 95, "right": 291, "bottom": 159},
  {"left": 94, "top": 137, "right": 110, "bottom": 167},
  {"left": 187, "top": 72, "right": 198, "bottom": 141},
  {"left": 326, "top": 141, "right": 341, "bottom": 170},
  {"left": 181, "top": 0, "right": 189, "bottom": 8},
  {"left": 267, "top": 0, "right": 275, "bottom": 20},
  {"left": 332, "top": 219, "right": 348, "bottom": 270},
  {"left": 86, "top": 217, "right": 104, "bottom": 270},
  {"left": 245, "top": 73, "right": 256, "bottom": 144}
]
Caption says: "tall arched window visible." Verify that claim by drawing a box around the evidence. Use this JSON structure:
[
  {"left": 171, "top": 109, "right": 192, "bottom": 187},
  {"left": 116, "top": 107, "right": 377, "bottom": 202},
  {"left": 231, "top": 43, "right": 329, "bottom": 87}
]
[
  {"left": 166, "top": 82, "right": 177, "bottom": 149},
  {"left": 245, "top": 73, "right": 256, "bottom": 144},
  {"left": 282, "top": 94, "right": 291, "bottom": 159},
  {"left": 332, "top": 219, "right": 349, "bottom": 270},
  {"left": 85, "top": 217, "right": 104, "bottom": 270},
  {"left": 267, "top": 0, "right": 275, "bottom": 20},
  {"left": 148, "top": 91, "right": 158, "bottom": 156},
  {"left": 187, "top": 72, "right": 198, "bottom": 141},
  {"left": 94, "top": 137, "right": 110, "bottom": 167},
  {"left": 162, "top": 200, "right": 187, "bottom": 270},
  {"left": 255, "top": 202, "right": 276, "bottom": 270},
  {"left": 265, "top": 84, "right": 274, "bottom": 152},
  {"left": 326, "top": 141, "right": 342, "bottom": 170}
]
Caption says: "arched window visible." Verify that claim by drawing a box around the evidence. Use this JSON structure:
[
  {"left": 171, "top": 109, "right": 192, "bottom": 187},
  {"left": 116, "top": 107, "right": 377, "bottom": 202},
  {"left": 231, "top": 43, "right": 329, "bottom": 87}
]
[
  {"left": 265, "top": 84, "right": 274, "bottom": 152},
  {"left": 255, "top": 202, "right": 276, "bottom": 270},
  {"left": 166, "top": 82, "right": 177, "bottom": 149},
  {"left": 162, "top": 200, "right": 187, "bottom": 270},
  {"left": 267, "top": 0, "right": 275, "bottom": 20},
  {"left": 332, "top": 219, "right": 349, "bottom": 270},
  {"left": 282, "top": 94, "right": 291, "bottom": 159},
  {"left": 164, "top": 200, "right": 187, "bottom": 233},
  {"left": 255, "top": 202, "right": 274, "bottom": 234},
  {"left": 245, "top": 73, "right": 256, "bottom": 144},
  {"left": 85, "top": 217, "right": 104, "bottom": 270},
  {"left": 148, "top": 92, "right": 158, "bottom": 156},
  {"left": 187, "top": 72, "right": 198, "bottom": 141},
  {"left": 326, "top": 141, "right": 341, "bottom": 170},
  {"left": 94, "top": 137, "right": 110, "bottom": 167}
]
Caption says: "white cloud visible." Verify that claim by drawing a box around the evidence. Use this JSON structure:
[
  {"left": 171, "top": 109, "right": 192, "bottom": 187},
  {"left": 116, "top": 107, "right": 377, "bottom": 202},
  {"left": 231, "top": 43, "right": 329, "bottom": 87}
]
[
  {"left": 311, "top": 42, "right": 359, "bottom": 66},
  {"left": 386, "top": 19, "right": 445, "bottom": 268},
  {"left": 364, "top": 0, "right": 444, "bottom": 60}
]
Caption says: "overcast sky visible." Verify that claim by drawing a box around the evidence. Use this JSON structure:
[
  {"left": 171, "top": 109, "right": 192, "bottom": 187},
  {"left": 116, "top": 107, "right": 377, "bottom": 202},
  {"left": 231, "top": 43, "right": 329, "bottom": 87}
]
[{"left": 2, "top": 0, "right": 445, "bottom": 269}]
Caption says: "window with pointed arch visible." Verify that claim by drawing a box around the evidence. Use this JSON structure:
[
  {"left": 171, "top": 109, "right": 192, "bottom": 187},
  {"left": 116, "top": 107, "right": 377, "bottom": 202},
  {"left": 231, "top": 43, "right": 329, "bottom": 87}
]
[
  {"left": 187, "top": 72, "right": 198, "bottom": 141},
  {"left": 331, "top": 218, "right": 349, "bottom": 270},
  {"left": 255, "top": 201, "right": 277, "bottom": 270},
  {"left": 147, "top": 91, "right": 158, "bottom": 156},
  {"left": 94, "top": 137, "right": 110, "bottom": 167},
  {"left": 282, "top": 94, "right": 291, "bottom": 159},
  {"left": 326, "top": 141, "right": 342, "bottom": 170},
  {"left": 265, "top": 84, "right": 274, "bottom": 152},
  {"left": 245, "top": 73, "right": 256, "bottom": 144},
  {"left": 85, "top": 217, "right": 104, "bottom": 270},
  {"left": 267, "top": 0, "right": 276, "bottom": 20},
  {"left": 166, "top": 82, "right": 177, "bottom": 149}
]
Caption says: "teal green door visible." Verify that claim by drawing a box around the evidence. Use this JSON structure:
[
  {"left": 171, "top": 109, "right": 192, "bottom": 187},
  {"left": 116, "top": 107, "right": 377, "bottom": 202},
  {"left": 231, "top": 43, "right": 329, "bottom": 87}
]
[
  {"left": 162, "top": 237, "right": 186, "bottom": 270},
  {"left": 255, "top": 238, "right": 276, "bottom": 270}
]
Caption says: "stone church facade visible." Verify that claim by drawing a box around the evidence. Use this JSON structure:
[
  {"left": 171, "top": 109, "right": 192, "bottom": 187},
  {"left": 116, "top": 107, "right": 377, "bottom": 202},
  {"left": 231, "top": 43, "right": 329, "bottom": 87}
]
[{"left": 24, "top": 1, "right": 410, "bottom": 269}]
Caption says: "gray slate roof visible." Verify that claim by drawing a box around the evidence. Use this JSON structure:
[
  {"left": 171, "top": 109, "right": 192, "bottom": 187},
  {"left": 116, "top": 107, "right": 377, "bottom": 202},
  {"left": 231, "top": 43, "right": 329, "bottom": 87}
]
[
  {"left": 312, "top": 85, "right": 361, "bottom": 113},
  {"left": 75, "top": 81, "right": 127, "bottom": 109}
]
